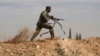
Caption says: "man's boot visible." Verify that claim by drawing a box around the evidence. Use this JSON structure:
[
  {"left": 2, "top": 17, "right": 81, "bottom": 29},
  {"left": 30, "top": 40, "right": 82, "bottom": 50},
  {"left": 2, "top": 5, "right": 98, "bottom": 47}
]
[
  {"left": 30, "top": 28, "right": 41, "bottom": 41},
  {"left": 50, "top": 29, "right": 55, "bottom": 39},
  {"left": 30, "top": 31, "right": 40, "bottom": 41},
  {"left": 30, "top": 34, "right": 37, "bottom": 41}
]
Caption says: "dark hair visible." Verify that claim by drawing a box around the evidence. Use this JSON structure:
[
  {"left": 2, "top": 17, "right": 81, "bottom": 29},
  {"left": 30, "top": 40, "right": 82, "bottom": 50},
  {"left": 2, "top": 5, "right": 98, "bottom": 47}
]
[{"left": 46, "top": 6, "right": 51, "bottom": 10}]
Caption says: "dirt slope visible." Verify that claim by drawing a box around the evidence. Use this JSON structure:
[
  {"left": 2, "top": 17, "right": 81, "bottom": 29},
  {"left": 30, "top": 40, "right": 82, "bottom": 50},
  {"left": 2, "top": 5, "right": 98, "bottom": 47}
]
[{"left": 0, "top": 37, "right": 100, "bottom": 56}]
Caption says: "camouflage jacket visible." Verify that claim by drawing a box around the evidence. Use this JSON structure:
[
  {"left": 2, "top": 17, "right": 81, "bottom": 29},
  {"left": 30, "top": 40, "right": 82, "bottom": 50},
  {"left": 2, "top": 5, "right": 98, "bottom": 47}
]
[{"left": 37, "top": 10, "right": 51, "bottom": 24}]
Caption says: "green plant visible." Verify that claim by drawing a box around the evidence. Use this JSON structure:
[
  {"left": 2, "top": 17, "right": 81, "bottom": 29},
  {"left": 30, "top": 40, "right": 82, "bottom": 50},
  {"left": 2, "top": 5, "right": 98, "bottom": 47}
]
[{"left": 54, "top": 43, "right": 66, "bottom": 56}]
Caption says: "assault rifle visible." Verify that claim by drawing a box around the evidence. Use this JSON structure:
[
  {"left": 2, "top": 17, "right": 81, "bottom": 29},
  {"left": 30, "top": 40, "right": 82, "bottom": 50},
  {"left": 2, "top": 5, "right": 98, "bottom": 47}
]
[{"left": 40, "top": 18, "right": 65, "bottom": 37}]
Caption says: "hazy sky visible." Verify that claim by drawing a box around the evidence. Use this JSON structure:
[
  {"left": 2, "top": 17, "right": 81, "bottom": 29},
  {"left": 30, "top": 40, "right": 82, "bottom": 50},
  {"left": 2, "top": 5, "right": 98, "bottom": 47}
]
[{"left": 0, "top": 0, "right": 100, "bottom": 41}]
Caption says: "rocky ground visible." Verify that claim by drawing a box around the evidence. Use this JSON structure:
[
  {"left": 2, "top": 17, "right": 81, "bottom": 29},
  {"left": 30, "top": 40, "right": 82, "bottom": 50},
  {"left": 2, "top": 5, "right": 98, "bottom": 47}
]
[{"left": 0, "top": 37, "right": 100, "bottom": 56}]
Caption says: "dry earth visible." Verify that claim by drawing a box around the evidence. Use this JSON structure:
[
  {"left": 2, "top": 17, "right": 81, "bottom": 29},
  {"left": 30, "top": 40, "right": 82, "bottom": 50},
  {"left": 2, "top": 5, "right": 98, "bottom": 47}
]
[{"left": 0, "top": 37, "right": 100, "bottom": 56}]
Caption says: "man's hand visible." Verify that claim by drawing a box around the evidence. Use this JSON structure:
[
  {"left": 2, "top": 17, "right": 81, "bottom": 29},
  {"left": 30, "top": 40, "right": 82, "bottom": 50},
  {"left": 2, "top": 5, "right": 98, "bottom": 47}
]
[
  {"left": 49, "top": 16, "right": 54, "bottom": 20},
  {"left": 49, "top": 16, "right": 64, "bottom": 21},
  {"left": 54, "top": 18, "right": 64, "bottom": 21}
]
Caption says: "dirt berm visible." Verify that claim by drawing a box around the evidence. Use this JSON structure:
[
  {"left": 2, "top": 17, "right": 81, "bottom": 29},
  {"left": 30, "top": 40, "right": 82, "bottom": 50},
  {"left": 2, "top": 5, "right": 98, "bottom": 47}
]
[{"left": 0, "top": 37, "right": 100, "bottom": 56}]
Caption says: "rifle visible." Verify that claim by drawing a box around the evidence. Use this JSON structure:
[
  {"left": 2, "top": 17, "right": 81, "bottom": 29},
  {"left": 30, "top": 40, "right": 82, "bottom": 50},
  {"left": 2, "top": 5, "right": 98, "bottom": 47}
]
[{"left": 40, "top": 18, "right": 65, "bottom": 37}]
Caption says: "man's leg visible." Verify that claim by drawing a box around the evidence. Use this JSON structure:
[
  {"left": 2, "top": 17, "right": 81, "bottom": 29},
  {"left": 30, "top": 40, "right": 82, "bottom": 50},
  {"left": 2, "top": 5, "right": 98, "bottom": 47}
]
[
  {"left": 50, "top": 28, "right": 55, "bottom": 39},
  {"left": 30, "top": 27, "right": 41, "bottom": 41},
  {"left": 43, "top": 23, "right": 55, "bottom": 39}
]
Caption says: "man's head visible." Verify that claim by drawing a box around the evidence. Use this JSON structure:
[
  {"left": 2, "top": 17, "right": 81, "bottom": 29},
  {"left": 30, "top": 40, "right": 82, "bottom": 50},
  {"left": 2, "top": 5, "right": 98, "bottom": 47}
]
[{"left": 46, "top": 6, "right": 51, "bottom": 13}]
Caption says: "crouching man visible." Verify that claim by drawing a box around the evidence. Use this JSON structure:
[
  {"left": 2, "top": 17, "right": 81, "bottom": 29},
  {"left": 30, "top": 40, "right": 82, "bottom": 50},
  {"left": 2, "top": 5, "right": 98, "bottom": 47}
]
[{"left": 30, "top": 6, "right": 55, "bottom": 41}]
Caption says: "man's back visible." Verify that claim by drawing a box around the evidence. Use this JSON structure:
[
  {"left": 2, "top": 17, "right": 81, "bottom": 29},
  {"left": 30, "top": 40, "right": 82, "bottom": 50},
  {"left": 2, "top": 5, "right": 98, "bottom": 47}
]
[
  {"left": 38, "top": 10, "right": 48, "bottom": 24},
  {"left": 39, "top": 10, "right": 51, "bottom": 24}
]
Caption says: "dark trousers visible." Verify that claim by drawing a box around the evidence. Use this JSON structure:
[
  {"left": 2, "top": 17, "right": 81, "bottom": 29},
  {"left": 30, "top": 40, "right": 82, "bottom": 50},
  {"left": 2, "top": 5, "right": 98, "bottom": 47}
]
[{"left": 30, "top": 23, "right": 55, "bottom": 41}]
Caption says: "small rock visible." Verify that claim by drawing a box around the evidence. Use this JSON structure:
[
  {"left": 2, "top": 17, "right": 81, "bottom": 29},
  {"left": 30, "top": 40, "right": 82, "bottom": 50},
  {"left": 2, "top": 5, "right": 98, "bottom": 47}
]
[
  {"left": 36, "top": 45, "right": 40, "bottom": 49},
  {"left": 10, "top": 52, "right": 14, "bottom": 56},
  {"left": 6, "top": 49, "right": 11, "bottom": 53}
]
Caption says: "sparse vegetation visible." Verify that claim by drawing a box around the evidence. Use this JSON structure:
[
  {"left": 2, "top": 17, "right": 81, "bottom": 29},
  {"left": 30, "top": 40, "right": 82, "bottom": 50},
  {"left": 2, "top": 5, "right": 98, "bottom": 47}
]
[
  {"left": 76, "top": 33, "right": 78, "bottom": 40},
  {"left": 54, "top": 43, "right": 66, "bottom": 56},
  {"left": 54, "top": 47, "right": 65, "bottom": 56},
  {"left": 66, "top": 46, "right": 81, "bottom": 56},
  {"left": 0, "top": 37, "right": 99, "bottom": 56},
  {"left": 68, "top": 28, "right": 72, "bottom": 39},
  {"left": 78, "top": 33, "right": 82, "bottom": 40},
  {"left": 75, "top": 33, "right": 82, "bottom": 40}
]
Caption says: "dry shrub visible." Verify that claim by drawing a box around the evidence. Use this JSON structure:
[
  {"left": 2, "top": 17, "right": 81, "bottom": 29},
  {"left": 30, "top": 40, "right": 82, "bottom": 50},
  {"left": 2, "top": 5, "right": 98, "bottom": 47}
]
[{"left": 5, "top": 27, "right": 31, "bottom": 43}]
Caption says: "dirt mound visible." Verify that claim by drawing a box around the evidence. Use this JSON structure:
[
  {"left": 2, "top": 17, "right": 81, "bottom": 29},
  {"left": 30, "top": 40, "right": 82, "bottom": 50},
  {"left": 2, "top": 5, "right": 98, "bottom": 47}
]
[{"left": 0, "top": 37, "right": 100, "bottom": 56}]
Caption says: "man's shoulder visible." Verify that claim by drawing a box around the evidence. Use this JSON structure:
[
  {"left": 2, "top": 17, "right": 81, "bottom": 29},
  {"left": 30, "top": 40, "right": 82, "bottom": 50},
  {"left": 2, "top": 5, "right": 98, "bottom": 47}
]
[{"left": 41, "top": 10, "right": 47, "bottom": 14}]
